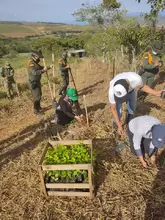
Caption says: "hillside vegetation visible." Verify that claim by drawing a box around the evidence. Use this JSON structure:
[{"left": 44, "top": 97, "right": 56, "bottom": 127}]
[{"left": 0, "top": 22, "right": 98, "bottom": 38}]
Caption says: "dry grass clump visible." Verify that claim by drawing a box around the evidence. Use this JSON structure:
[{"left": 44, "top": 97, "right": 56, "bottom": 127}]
[{"left": 0, "top": 98, "right": 11, "bottom": 111}]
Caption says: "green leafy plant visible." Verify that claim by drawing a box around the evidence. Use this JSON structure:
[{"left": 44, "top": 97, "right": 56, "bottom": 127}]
[{"left": 44, "top": 143, "right": 96, "bottom": 183}]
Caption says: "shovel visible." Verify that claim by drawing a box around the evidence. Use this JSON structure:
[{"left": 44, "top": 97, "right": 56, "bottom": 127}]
[
  {"left": 83, "top": 95, "right": 89, "bottom": 127},
  {"left": 116, "top": 141, "right": 128, "bottom": 153},
  {"left": 42, "top": 58, "right": 57, "bottom": 108}
]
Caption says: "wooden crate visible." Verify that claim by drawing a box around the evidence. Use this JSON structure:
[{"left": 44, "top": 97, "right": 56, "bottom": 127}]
[{"left": 38, "top": 140, "right": 94, "bottom": 198}]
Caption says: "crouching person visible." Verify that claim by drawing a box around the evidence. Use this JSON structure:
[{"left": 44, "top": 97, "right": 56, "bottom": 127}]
[
  {"left": 128, "top": 115, "right": 165, "bottom": 168},
  {"left": 51, "top": 88, "right": 83, "bottom": 126}
]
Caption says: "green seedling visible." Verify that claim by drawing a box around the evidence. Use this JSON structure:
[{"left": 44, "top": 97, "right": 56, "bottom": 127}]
[{"left": 44, "top": 143, "right": 96, "bottom": 183}]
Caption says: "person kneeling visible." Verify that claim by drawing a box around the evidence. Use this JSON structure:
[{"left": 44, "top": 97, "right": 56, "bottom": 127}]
[
  {"left": 128, "top": 115, "right": 165, "bottom": 168},
  {"left": 51, "top": 88, "right": 83, "bottom": 126}
]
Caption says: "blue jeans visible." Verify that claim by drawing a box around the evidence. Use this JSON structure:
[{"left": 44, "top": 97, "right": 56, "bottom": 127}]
[{"left": 113, "top": 90, "right": 137, "bottom": 127}]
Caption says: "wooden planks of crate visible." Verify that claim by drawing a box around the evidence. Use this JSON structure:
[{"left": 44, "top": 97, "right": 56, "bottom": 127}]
[{"left": 38, "top": 139, "right": 94, "bottom": 198}]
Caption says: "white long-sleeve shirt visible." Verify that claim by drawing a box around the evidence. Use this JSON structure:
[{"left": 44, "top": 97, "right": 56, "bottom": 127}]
[
  {"left": 129, "top": 115, "right": 160, "bottom": 156},
  {"left": 108, "top": 72, "right": 143, "bottom": 104}
]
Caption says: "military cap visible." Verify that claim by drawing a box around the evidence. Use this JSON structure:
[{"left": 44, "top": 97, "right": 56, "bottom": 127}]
[
  {"left": 5, "top": 61, "right": 11, "bottom": 68},
  {"left": 152, "top": 40, "right": 165, "bottom": 54},
  {"left": 31, "top": 50, "right": 44, "bottom": 58},
  {"left": 62, "top": 51, "right": 67, "bottom": 56}
]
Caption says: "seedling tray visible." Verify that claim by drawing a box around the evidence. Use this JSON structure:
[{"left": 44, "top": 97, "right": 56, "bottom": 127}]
[{"left": 38, "top": 140, "right": 94, "bottom": 198}]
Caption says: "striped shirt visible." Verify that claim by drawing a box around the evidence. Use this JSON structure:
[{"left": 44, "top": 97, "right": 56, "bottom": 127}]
[{"left": 128, "top": 115, "right": 160, "bottom": 156}]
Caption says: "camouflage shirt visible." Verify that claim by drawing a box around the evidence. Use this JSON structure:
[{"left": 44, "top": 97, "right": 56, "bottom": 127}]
[
  {"left": 27, "top": 58, "right": 44, "bottom": 82},
  {"left": 1, "top": 67, "right": 14, "bottom": 79},
  {"left": 143, "top": 52, "right": 162, "bottom": 74},
  {"left": 58, "top": 57, "right": 69, "bottom": 74}
]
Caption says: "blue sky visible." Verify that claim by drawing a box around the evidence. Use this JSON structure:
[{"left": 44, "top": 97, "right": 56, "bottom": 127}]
[{"left": 0, "top": 0, "right": 150, "bottom": 23}]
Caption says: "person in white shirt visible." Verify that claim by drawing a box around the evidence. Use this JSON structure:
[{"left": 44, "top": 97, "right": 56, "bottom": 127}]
[
  {"left": 128, "top": 115, "right": 165, "bottom": 168},
  {"left": 108, "top": 72, "right": 164, "bottom": 136}
]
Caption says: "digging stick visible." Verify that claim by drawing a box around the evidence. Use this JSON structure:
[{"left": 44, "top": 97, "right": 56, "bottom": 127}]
[
  {"left": 112, "top": 58, "right": 116, "bottom": 79},
  {"left": 52, "top": 53, "right": 56, "bottom": 98},
  {"left": 83, "top": 95, "right": 89, "bottom": 127},
  {"left": 69, "top": 69, "right": 78, "bottom": 92},
  {"left": 42, "top": 58, "right": 53, "bottom": 100}
]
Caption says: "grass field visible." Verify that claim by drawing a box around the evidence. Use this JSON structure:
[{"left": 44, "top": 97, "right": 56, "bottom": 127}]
[{"left": 0, "top": 22, "right": 98, "bottom": 38}]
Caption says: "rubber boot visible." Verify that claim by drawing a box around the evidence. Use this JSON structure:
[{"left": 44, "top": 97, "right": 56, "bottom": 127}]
[{"left": 34, "top": 101, "right": 44, "bottom": 115}]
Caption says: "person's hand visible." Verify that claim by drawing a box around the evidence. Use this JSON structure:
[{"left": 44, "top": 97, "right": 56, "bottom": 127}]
[
  {"left": 150, "top": 156, "right": 156, "bottom": 165},
  {"left": 117, "top": 126, "right": 124, "bottom": 136},
  {"left": 43, "top": 67, "right": 48, "bottom": 72},
  {"left": 66, "top": 65, "right": 70, "bottom": 69},
  {"left": 154, "top": 60, "right": 161, "bottom": 67},
  {"left": 154, "top": 90, "right": 165, "bottom": 97},
  {"left": 50, "top": 64, "right": 54, "bottom": 68},
  {"left": 75, "top": 115, "right": 82, "bottom": 122},
  {"left": 141, "top": 160, "right": 147, "bottom": 168}
]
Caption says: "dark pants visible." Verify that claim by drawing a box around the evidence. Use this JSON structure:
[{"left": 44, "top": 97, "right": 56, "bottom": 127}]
[
  {"left": 56, "top": 109, "right": 74, "bottom": 126},
  {"left": 138, "top": 72, "right": 156, "bottom": 97},
  {"left": 113, "top": 90, "right": 136, "bottom": 129},
  {"left": 59, "top": 72, "right": 69, "bottom": 95},
  {"left": 4, "top": 77, "right": 19, "bottom": 98},
  {"left": 29, "top": 81, "right": 42, "bottom": 111},
  {"left": 128, "top": 128, "right": 157, "bottom": 157}
]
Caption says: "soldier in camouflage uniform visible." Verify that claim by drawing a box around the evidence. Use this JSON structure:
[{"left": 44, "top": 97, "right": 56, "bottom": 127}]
[
  {"left": 138, "top": 41, "right": 164, "bottom": 97},
  {"left": 27, "top": 50, "right": 53, "bottom": 115},
  {"left": 1, "top": 62, "right": 19, "bottom": 99},
  {"left": 58, "top": 52, "right": 70, "bottom": 96}
]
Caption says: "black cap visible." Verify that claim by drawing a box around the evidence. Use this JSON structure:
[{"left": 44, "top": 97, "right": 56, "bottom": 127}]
[{"left": 114, "top": 79, "right": 129, "bottom": 103}]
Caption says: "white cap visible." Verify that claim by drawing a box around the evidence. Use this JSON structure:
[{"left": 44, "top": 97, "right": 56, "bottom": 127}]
[
  {"left": 114, "top": 84, "right": 127, "bottom": 98},
  {"left": 113, "top": 79, "right": 129, "bottom": 103}
]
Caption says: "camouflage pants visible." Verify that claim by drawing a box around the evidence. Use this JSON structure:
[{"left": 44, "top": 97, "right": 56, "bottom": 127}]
[
  {"left": 29, "top": 81, "right": 42, "bottom": 111},
  {"left": 138, "top": 72, "right": 156, "bottom": 97},
  {"left": 59, "top": 72, "right": 69, "bottom": 95},
  {"left": 4, "top": 78, "right": 19, "bottom": 98}
]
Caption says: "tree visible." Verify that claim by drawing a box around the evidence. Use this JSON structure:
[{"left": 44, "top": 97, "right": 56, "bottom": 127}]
[
  {"left": 143, "top": 13, "right": 158, "bottom": 29},
  {"left": 72, "top": 0, "right": 124, "bottom": 29},
  {"left": 137, "top": 0, "right": 165, "bottom": 15}
]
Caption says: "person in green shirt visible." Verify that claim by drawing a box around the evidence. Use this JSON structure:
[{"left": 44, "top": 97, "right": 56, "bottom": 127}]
[
  {"left": 27, "top": 50, "right": 53, "bottom": 115},
  {"left": 1, "top": 62, "right": 19, "bottom": 99},
  {"left": 58, "top": 51, "right": 70, "bottom": 96},
  {"left": 138, "top": 40, "right": 164, "bottom": 97}
]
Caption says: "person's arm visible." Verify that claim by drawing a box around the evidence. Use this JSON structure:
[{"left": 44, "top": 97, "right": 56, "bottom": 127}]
[
  {"left": 10, "top": 68, "right": 14, "bottom": 76},
  {"left": 0, "top": 68, "right": 5, "bottom": 77},
  {"left": 74, "top": 101, "right": 83, "bottom": 116},
  {"left": 143, "top": 55, "right": 161, "bottom": 70},
  {"left": 141, "top": 85, "right": 163, "bottom": 97},
  {"left": 110, "top": 103, "right": 123, "bottom": 135},
  {"left": 143, "top": 56, "right": 156, "bottom": 70},
  {"left": 60, "top": 100, "right": 75, "bottom": 118},
  {"left": 138, "top": 156, "right": 147, "bottom": 168},
  {"left": 132, "top": 134, "right": 147, "bottom": 168},
  {"left": 29, "top": 62, "right": 45, "bottom": 76},
  {"left": 59, "top": 61, "right": 69, "bottom": 72}
]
